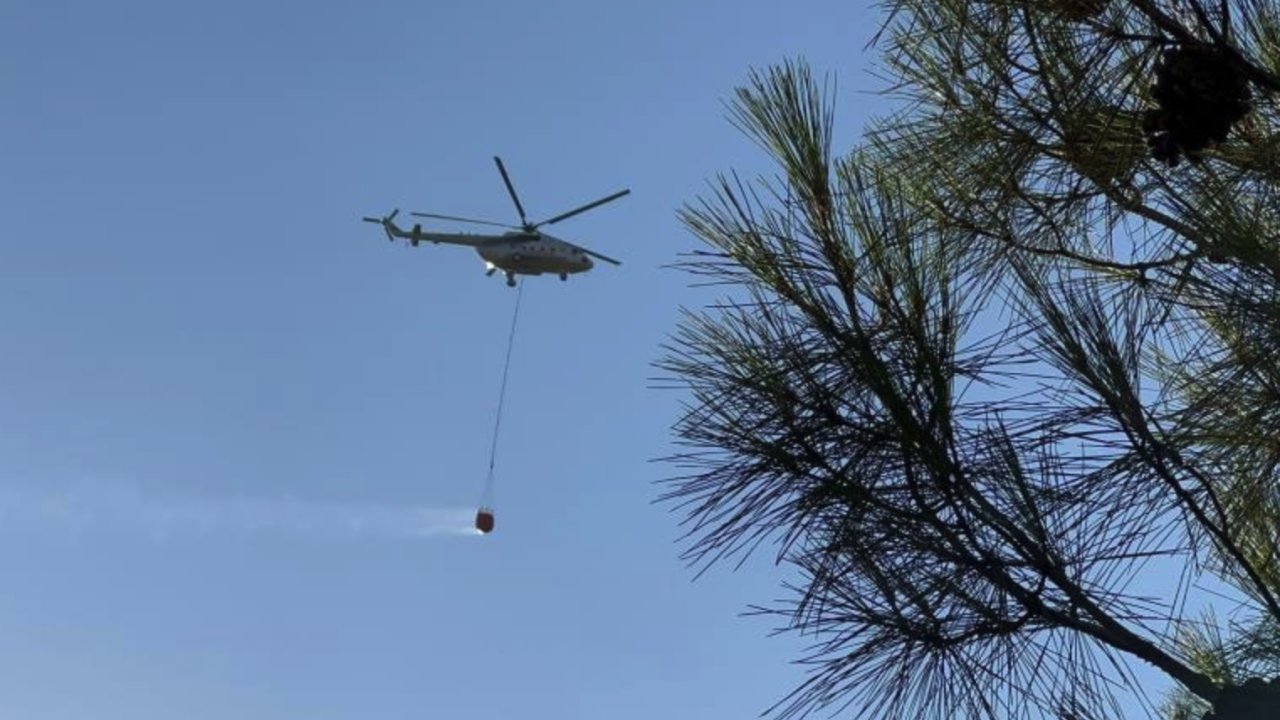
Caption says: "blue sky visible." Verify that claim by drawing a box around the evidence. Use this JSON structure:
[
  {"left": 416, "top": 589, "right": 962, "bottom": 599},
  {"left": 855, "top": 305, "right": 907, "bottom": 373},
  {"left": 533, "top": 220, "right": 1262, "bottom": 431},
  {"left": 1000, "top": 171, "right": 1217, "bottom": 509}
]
[{"left": 0, "top": 1, "right": 887, "bottom": 718}]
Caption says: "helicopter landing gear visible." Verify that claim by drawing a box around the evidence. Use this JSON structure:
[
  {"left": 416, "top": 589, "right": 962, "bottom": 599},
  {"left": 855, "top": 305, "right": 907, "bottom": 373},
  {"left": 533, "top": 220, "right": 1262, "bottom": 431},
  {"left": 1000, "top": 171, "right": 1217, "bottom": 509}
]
[
  {"left": 506, "top": 272, "right": 517, "bottom": 287},
  {"left": 559, "top": 272, "right": 568, "bottom": 281}
]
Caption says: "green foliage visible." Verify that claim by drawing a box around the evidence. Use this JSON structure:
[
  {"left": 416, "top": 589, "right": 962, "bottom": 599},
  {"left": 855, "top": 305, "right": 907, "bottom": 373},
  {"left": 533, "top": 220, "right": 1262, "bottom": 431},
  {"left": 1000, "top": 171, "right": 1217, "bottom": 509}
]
[{"left": 660, "top": 1, "right": 1280, "bottom": 719}]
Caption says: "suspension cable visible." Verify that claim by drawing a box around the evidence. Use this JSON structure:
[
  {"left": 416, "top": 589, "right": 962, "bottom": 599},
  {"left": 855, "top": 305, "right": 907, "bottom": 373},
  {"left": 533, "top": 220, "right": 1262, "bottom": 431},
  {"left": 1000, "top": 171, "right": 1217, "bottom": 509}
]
[{"left": 481, "top": 281, "right": 524, "bottom": 506}]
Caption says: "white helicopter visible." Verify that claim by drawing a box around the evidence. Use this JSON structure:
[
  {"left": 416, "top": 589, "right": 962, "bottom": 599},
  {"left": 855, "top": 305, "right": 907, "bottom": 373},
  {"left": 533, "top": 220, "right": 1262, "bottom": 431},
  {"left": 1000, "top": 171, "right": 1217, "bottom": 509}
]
[{"left": 363, "top": 156, "right": 628, "bottom": 287}]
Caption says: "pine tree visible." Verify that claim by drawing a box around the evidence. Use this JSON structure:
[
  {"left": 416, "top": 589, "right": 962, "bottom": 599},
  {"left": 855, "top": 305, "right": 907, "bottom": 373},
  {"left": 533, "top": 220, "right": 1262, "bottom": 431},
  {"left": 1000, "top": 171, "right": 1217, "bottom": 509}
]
[{"left": 658, "top": 2, "right": 1280, "bottom": 719}]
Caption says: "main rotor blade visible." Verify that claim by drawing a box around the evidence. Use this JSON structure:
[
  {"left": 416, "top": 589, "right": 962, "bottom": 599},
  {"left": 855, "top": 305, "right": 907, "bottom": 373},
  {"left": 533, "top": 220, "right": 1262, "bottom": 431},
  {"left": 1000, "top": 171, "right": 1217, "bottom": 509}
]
[
  {"left": 493, "top": 156, "right": 528, "bottom": 227},
  {"left": 534, "top": 189, "right": 630, "bottom": 228},
  {"left": 581, "top": 247, "right": 622, "bottom": 266},
  {"left": 410, "top": 211, "right": 518, "bottom": 229}
]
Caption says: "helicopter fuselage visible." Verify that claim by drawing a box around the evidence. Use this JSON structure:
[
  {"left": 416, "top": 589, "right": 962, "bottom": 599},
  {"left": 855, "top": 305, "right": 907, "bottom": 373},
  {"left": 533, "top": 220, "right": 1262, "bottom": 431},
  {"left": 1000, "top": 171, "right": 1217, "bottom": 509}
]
[{"left": 477, "top": 232, "right": 593, "bottom": 277}]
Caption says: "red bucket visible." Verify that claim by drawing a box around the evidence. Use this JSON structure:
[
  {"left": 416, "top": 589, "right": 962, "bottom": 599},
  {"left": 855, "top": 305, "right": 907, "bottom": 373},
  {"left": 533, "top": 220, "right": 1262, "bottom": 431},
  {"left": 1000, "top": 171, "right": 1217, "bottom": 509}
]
[{"left": 475, "top": 508, "right": 495, "bottom": 534}]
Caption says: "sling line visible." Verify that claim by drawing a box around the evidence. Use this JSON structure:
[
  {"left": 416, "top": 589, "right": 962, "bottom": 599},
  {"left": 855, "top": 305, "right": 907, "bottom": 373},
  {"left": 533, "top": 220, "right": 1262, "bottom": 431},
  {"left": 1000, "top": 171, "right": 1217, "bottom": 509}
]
[{"left": 482, "top": 281, "right": 524, "bottom": 505}]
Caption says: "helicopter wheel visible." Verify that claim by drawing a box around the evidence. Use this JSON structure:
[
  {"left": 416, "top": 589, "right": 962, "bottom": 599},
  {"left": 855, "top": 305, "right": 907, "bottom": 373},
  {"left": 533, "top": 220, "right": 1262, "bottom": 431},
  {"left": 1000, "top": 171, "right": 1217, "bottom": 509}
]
[
  {"left": 506, "top": 274, "right": 517, "bottom": 287},
  {"left": 559, "top": 273, "right": 567, "bottom": 281}
]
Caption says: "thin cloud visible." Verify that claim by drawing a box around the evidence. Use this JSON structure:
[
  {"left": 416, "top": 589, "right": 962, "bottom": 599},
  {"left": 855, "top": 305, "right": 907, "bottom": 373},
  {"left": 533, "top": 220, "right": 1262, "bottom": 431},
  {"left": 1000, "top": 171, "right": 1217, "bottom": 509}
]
[{"left": 0, "top": 481, "right": 478, "bottom": 540}]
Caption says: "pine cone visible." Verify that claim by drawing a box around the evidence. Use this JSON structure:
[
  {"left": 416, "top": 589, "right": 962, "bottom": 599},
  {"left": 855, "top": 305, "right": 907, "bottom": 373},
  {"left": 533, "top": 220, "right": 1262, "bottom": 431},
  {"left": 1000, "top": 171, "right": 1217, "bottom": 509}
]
[{"left": 1144, "top": 44, "right": 1253, "bottom": 167}]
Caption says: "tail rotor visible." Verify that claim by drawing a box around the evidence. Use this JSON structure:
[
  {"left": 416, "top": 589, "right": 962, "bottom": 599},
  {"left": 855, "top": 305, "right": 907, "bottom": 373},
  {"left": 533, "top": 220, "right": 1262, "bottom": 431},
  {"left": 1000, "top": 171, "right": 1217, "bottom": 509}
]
[{"left": 362, "top": 209, "right": 401, "bottom": 242}]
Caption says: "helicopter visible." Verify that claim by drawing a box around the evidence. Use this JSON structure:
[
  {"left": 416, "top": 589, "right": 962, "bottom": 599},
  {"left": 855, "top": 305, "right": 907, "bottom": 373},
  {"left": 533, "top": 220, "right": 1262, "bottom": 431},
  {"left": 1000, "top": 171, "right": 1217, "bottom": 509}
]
[{"left": 363, "top": 156, "right": 629, "bottom": 287}]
